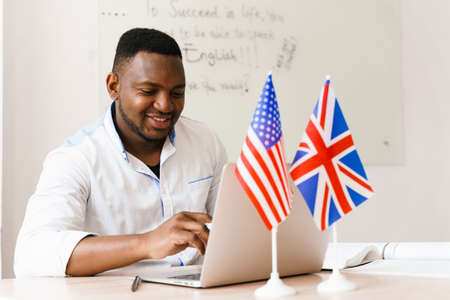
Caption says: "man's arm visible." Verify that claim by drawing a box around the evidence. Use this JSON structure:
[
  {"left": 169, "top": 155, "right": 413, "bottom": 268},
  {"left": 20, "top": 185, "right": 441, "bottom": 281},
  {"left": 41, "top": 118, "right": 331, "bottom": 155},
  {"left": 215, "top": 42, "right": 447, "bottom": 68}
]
[
  {"left": 66, "top": 212, "right": 211, "bottom": 276},
  {"left": 15, "top": 149, "right": 210, "bottom": 277},
  {"left": 15, "top": 149, "right": 94, "bottom": 277}
]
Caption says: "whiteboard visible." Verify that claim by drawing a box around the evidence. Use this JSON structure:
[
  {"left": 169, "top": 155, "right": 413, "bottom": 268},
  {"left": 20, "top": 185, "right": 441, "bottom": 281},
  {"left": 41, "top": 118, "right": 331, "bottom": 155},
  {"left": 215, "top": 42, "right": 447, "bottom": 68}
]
[{"left": 98, "top": 0, "right": 403, "bottom": 165}]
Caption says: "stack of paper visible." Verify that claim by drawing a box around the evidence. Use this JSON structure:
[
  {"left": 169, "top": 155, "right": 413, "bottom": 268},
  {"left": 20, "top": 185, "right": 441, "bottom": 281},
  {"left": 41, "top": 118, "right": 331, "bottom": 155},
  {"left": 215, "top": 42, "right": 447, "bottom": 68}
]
[{"left": 322, "top": 242, "right": 450, "bottom": 277}]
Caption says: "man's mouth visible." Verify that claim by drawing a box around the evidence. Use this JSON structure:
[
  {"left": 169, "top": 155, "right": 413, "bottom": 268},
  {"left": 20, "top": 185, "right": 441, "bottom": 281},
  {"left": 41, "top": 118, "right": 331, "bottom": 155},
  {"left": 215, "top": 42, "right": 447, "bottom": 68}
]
[{"left": 146, "top": 114, "right": 172, "bottom": 129}]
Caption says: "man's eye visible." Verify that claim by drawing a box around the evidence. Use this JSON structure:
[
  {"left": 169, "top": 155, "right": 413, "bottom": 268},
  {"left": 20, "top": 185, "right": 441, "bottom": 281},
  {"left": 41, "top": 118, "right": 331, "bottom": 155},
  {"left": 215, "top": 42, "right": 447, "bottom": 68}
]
[
  {"left": 139, "top": 89, "right": 156, "bottom": 95},
  {"left": 172, "top": 91, "right": 185, "bottom": 98}
]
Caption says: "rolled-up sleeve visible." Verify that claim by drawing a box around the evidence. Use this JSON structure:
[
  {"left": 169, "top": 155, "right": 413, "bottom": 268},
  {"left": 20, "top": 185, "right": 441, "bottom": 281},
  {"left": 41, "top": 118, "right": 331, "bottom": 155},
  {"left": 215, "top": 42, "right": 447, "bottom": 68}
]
[{"left": 14, "top": 148, "right": 96, "bottom": 277}]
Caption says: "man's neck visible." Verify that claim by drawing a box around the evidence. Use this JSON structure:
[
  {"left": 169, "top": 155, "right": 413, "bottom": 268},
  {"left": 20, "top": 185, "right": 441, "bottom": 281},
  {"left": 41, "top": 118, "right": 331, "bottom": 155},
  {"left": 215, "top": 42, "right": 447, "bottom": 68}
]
[
  {"left": 112, "top": 105, "right": 165, "bottom": 166},
  {"left": 122, "top": 135, "right": 164, "bottom": 166}
]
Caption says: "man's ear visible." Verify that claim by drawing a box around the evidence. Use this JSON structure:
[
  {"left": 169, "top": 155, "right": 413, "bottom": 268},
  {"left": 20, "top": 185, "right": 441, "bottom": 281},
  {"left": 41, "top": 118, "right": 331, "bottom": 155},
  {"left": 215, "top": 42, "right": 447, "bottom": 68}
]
[{"left": 106, "top": 72, "right": 119, "bottom": 101}]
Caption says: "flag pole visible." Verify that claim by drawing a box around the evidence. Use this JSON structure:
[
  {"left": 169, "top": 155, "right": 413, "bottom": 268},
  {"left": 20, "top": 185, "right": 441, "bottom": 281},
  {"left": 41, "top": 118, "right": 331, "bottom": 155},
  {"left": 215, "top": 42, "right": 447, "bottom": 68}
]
[
  {"left": 317, "top": 224, "right": 356, "bottom": 293},
  {"left": 254, "top": 225, "right": 296, "bottom": 297},
  {"left": 272, "top": 225, "right": 278, "bottom": 275}
]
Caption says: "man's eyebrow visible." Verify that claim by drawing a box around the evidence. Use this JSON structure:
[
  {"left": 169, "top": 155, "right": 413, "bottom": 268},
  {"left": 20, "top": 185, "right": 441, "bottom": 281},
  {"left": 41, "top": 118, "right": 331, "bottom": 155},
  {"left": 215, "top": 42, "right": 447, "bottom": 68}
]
[
  {"left": 173, "top": 83, "right": 186, "bottom": 89},
  {"left": 138, "top": 82, "right": 185, "bottom": 89}
]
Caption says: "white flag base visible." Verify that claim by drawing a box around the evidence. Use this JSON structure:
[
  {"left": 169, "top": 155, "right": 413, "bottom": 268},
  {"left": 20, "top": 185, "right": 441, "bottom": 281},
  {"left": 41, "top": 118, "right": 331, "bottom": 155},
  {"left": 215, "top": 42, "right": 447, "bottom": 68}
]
[
  {"left": 254, "top": 273, "right": 296, "bottom": 298},
  {"left": 317, "top": 270, "right": 356, "bottom": 293}
]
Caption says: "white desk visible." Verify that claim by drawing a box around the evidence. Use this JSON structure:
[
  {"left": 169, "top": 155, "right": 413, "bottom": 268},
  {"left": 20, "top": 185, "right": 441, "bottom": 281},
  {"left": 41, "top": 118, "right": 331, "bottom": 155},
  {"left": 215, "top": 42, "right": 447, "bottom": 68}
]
[{"left": 1, "top": 272, "right": 450, "bottom": 299}]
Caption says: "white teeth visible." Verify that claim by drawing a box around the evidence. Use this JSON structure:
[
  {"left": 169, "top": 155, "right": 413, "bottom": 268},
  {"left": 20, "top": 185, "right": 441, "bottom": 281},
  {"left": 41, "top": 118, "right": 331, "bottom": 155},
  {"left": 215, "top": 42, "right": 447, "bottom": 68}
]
[{"left": 152, "top": 116, "right": 169, "bottom": 122}]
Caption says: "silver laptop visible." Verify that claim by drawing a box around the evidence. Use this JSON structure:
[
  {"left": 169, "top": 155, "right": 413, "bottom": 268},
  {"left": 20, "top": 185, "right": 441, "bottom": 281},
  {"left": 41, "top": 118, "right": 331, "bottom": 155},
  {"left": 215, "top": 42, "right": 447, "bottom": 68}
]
[{"left": 140, "top": 162, "right": 329, "bottom": 288}]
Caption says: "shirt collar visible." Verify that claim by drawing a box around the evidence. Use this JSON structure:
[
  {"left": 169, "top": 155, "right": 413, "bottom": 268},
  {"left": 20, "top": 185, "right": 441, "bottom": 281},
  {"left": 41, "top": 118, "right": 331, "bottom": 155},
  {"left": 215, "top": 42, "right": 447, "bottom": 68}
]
[
  {"left": 104, "top": 102, "right": 177, "bottom": 165},
  {"left": 169, "top": 127, "right": 176, "bottom": 145},
  {"left": 104, "top": 102, "right": 129, "bottom": 162}
]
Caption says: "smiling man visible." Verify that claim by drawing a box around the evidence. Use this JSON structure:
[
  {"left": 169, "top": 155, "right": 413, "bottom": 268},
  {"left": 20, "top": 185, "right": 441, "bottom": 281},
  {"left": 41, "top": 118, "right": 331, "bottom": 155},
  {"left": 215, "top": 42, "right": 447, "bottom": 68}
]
[{"left": 14, "top": 28, "right": 228, "bottom": 277}]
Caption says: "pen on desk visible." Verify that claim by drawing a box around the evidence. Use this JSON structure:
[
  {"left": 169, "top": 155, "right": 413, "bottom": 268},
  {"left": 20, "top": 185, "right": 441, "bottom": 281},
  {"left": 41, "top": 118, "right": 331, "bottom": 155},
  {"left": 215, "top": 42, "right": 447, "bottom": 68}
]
[{"left": 131, "top": 275, "right": 142, "bottom": 292}]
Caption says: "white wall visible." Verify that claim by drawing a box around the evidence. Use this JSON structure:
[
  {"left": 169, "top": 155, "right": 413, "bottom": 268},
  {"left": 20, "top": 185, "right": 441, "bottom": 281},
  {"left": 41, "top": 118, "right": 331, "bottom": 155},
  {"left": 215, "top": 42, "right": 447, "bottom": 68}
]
[
  {"left": 98, "top": 0, "right": 403, "bottom": 166},
  {"left": 2, "top": 0, "right": 99, "bottom": 278},
  {"left": 2, "top": 0, "right": 450, "bottom": 278},
  {"left": 339, "top": 0, "right": 450, "bottom": 242},
  {"left": 0, "top": 0, "right": 3, "bottom": 278}
]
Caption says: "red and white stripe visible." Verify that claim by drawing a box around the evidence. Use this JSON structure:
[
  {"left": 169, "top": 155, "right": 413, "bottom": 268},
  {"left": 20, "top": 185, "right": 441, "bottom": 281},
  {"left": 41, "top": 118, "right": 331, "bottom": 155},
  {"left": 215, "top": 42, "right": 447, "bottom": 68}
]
[{"left": 235, "top": 128, "right": 292, "bottom": 231}]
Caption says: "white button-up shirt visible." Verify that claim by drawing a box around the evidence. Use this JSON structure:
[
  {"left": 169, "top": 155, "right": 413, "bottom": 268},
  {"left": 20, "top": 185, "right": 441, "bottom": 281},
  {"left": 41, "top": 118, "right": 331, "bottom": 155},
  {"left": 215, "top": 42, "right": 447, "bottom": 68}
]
[{"left": 14, "top": 104, "right": 228, "bottom": 277}]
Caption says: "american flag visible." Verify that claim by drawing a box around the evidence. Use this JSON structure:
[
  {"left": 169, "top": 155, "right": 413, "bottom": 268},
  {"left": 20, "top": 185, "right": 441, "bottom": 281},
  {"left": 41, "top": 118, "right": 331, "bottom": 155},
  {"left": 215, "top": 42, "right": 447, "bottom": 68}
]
[
  {"left": 289, "top": 78, "right": 374, "bottom": 231},
  {"left": 235, "top": 74, "right": 292, "bottom": 231}
]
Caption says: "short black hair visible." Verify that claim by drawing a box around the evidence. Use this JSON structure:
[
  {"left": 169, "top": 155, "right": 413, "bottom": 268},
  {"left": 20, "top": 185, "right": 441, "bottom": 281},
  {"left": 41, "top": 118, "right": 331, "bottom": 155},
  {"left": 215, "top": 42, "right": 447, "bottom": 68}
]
[{"left": 112, "top": 28, "right": 182, "bottom": 74}]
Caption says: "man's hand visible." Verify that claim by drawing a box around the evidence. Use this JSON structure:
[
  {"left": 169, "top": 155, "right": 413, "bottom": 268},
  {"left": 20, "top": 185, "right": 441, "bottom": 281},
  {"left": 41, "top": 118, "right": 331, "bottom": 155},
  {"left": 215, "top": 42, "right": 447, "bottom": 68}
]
[
  {"left": 66, "top": 211, "right": 212, "bottom": 276},
  {"left": 142, "top": 211, "right": 212, "bottom": 259}
]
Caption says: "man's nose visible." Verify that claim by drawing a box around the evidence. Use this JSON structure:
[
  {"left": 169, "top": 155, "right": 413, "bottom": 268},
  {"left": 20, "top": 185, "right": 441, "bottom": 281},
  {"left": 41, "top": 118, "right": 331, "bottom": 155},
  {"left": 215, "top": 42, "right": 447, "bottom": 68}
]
[{"left": 154, "top": 93, "right": 173, "bottom": 113}]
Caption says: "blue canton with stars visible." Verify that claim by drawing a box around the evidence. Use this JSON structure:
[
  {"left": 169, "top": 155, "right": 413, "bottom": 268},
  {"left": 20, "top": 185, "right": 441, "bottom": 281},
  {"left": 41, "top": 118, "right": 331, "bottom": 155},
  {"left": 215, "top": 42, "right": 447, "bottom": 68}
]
[{"left": 251, "top": 74, "right": 282, "bottom": 150}]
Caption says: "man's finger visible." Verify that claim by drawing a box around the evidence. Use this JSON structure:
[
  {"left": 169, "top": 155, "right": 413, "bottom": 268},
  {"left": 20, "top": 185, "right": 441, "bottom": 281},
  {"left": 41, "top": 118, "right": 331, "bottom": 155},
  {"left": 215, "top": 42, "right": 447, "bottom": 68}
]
[
  {"left": 176, "top": 219, "right": 210, "bottom": 247},
  {"left": 179, "top": 219, "right": 209, "bottom": 233},
  {"left": 188, "top": 235, "right": 206, "bottom": 255},
  {"left": 179, "top": 211, "right": 212, "bottom": 223},
  {"left": 174, "top": 230, "right": 206, "bottom": 255},
  {"left": 195, "top": 224, "right": 209, "bottom": 246}
]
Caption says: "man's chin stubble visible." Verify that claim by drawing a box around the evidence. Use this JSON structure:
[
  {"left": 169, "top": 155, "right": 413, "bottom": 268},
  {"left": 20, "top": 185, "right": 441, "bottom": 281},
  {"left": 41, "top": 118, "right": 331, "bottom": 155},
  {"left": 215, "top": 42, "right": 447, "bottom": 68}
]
[
  {"left": 117, "top": 99, "right": 169, "bottom": 144},
  {"left": 137, "top": 127, "right": 169, "bottom": 144}
]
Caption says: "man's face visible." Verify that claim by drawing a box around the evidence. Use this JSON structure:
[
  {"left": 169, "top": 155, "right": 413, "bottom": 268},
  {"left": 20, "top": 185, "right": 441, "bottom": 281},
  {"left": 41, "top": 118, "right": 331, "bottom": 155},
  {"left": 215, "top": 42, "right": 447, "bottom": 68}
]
[{"left": 114, "top": 51, "right": 185, "bottom": 143}]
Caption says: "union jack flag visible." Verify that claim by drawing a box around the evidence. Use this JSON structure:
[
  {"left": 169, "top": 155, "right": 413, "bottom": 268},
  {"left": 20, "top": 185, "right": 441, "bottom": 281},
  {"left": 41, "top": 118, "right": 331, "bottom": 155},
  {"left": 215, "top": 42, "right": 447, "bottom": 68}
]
[
  {"left": 235, "top": 73, "right": 292, "bottom": 231},
  {"left": 289, "top": 77, "right": 374, "bottom": 231}
]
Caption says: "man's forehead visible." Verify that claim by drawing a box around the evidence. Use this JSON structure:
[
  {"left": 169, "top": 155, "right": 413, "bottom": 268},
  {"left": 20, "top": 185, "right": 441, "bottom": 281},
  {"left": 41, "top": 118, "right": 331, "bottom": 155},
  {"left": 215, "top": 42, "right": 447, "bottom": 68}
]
[
  {"left": 118, "top": 51, "right": 184, "bottom": 83},
  {"left": 125, "top": 51, "right": 182, "bottom": 69}
]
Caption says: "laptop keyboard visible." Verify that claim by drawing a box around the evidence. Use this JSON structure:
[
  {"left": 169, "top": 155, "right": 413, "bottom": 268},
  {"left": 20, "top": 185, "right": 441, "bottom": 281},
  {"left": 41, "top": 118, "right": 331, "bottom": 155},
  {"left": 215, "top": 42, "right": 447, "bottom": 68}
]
[{"left": 169, "top": 273, "right": 201, "bottom": 281}]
